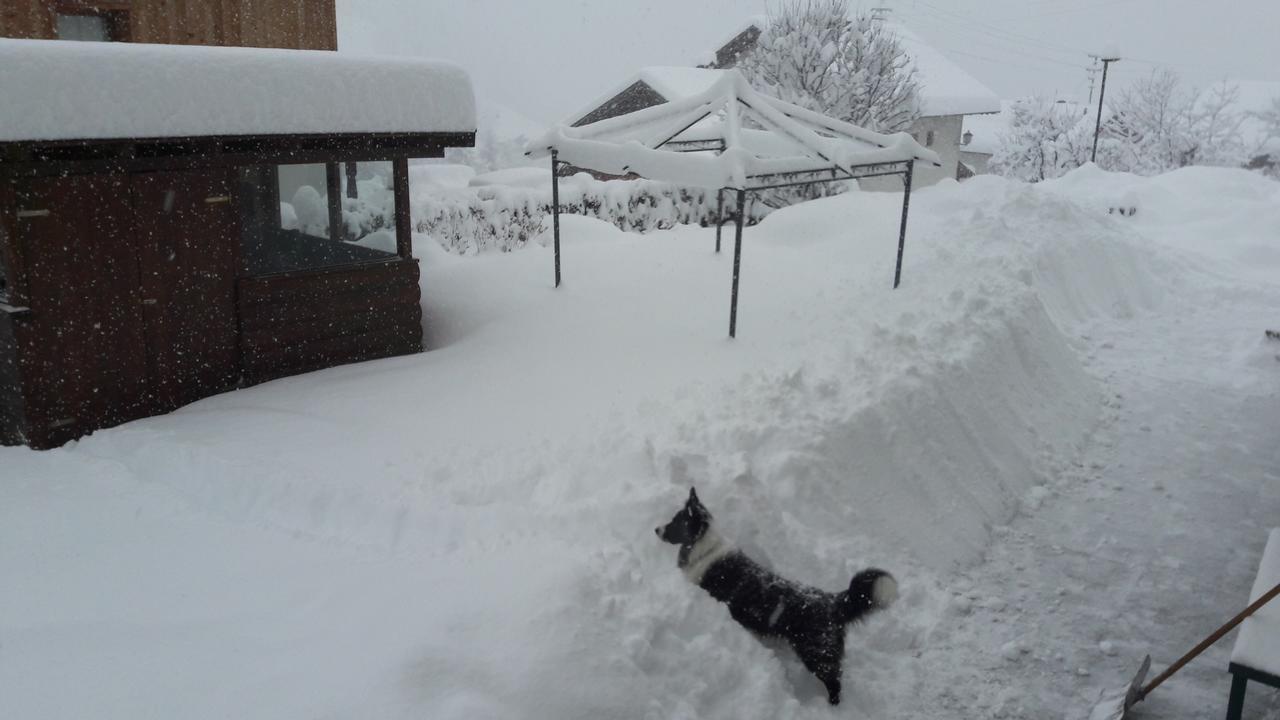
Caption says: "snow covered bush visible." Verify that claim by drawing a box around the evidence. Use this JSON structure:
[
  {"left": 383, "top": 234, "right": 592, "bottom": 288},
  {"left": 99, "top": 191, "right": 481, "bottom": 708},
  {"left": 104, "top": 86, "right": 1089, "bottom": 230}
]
[
  {"left": 445, "top": 127, "right": 538, "bottom": 175},
  {"left": 990, "top": 98, "right": 1093, "bottom": 182},
  {"left": 738, "top": 0, "right": 920, "bottom": 205},
  {"left": 414, "top": 177, "right": 768, "bottom": 255},
  {"left": 1101, "top": 70, "right": 1247, "bottom": 175}
]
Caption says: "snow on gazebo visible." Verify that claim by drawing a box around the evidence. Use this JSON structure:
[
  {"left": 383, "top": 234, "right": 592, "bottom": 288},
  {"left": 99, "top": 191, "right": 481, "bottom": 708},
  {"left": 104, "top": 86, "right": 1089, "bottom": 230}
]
[{"left": 526, "top": 70, "right": 941, "bottom": 337}]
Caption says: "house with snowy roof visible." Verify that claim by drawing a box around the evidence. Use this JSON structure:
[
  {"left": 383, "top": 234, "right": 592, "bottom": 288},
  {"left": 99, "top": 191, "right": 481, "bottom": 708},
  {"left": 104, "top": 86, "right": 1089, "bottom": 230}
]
[
  {"left": 0, "top": 1, "right": 476, "bottom": 448},
  {"left": 705, "top": 19, "right": 1001, "bottom": 189},
  {"left": 563, "top": 19, "right": 1000, "bottom": 189}
]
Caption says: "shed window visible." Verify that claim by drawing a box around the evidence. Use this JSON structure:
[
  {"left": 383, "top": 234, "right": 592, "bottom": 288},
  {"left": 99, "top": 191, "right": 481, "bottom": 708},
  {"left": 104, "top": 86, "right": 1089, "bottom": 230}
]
[
  {"left": 925, "top": 130, "right": 935, "bottom": 147},
  {"left": 54, "top": 3, "right": 130, "bottom": 42},
  {"left": 239, "top": 161, "right": 400, "bottom": 276}
]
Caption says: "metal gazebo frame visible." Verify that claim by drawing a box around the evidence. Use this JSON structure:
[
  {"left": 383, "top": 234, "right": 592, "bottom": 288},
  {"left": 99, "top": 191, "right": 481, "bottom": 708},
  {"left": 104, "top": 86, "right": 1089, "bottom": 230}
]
[{"left": 530, "top": 71, "right": 939, "bottom": 338}]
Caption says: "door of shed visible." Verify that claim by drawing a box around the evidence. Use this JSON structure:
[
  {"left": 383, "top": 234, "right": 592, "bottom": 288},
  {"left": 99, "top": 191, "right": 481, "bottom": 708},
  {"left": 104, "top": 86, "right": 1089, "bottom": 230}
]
[
  {"left": 12, "top": 168, "right": 240, "bottom": 447},
  {"left": 132, "top": 170, "right": 240, "bottom": 412}
]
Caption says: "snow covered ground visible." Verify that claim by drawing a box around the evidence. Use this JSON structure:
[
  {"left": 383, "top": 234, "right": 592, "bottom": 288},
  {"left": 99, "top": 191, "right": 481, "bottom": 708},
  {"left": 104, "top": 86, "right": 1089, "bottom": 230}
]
[{"left": 3, "top": 166, "right": 1279, "bottom": 719}]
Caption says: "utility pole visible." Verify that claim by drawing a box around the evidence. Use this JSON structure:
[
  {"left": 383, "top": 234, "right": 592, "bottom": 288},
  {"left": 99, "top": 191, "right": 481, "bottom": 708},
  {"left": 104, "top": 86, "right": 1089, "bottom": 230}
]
[{"left": 1091, "top": 56, "right": 1119, "bottom": 163}]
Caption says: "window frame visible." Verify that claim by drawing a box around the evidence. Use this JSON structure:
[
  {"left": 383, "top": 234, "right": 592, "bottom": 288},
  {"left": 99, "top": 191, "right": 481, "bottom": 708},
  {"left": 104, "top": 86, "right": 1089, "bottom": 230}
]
[
  {"left": 53, "top": 1, "right": 131, "bottom": 42},
  {"left": 238, "top": 157, "right": 412, "bottom": 278}
]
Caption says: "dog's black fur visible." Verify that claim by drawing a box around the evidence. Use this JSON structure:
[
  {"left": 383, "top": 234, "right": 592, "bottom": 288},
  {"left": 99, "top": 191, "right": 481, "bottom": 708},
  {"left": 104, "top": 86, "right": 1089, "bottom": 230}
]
[{"left": 656, "top": 487, "right": 896, "bottom": 705}]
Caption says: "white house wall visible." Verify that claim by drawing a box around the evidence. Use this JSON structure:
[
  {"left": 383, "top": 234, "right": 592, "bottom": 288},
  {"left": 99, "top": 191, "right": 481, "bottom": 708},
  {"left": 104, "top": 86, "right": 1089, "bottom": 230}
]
[
  {"left": 959, "top": 149, "right": 992, "bottom": 175},
  {"left": 861, "top": 115, "right": 964, "bottom": 192}
]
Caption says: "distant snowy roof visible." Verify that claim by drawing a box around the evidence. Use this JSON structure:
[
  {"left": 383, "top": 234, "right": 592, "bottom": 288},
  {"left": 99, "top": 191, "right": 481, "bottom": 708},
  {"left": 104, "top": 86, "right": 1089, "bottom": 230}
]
[
  {"left": 529, "top": 71, "right": 940, "bottom": 190},
  {"left": 564, "top": 66, "right": 727, "bottom": 126},
  {"left": 874, "top": 23, "right": 1002, "bottom": 118},
  {"left": 0, "top": 39, "right": 476, "bottom": 143},
  {"left": 638, "top": 67, "right": 727, "bottom": 103}
]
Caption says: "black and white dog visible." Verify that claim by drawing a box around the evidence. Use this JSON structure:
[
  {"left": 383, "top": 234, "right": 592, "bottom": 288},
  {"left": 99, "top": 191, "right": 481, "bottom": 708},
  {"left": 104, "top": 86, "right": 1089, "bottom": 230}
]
[{"left": 655, "top": 488, "right": 897, "bottom": 705}]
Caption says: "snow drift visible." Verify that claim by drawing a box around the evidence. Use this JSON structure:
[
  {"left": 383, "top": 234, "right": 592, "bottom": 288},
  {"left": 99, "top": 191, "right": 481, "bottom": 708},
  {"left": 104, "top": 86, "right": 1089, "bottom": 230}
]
[{"left": 4, "top": 167, "right": 1259, "bottom": 720}]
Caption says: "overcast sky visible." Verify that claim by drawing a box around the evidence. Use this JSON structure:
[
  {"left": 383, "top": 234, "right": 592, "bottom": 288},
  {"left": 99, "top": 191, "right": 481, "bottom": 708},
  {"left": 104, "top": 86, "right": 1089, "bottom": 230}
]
[{"left": 337, "top": 0, "right": 1280, "bottom": 126}]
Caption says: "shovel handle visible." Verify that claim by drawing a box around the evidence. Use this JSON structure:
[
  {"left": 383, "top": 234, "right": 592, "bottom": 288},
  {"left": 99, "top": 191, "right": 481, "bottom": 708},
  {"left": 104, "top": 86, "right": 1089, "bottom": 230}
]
[{"left": 1141, "top": 581, "right": 1280, "bottom": 699}]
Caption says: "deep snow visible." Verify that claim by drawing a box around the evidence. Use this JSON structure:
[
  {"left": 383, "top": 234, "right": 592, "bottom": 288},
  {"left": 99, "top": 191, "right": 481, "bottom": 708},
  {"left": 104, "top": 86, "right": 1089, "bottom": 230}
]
[{"left": 2, "top": 166, "right": 1279, "bottom": 719}]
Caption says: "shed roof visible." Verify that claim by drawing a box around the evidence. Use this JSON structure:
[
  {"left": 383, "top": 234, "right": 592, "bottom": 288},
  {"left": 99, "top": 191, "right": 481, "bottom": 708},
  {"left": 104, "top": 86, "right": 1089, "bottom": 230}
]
[{"left": 0, "top": 39, "right": 476, "bottom": 143}]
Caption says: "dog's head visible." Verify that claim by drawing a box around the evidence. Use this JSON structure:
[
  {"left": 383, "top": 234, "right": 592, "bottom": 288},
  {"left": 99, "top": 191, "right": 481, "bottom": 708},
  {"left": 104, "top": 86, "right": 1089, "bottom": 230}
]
[{"left": 655, "top": 487, "right": 711, "bottom": 546}]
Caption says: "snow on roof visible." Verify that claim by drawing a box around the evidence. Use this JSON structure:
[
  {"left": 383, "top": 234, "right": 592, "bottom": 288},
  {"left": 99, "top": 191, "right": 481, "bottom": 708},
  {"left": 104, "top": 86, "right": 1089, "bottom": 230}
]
[
  {"left": 563, "top": 67, "right": 728, "bottom": 127},
  {"left": 637, "top": 67, "right": 728, "bottom": 103},
  {"left": 529, "top": 71, "right": 939, "bottom": 190},
  {"left": 886, "top": 23, "right": 1002, "bottom": 118},
  {"left": 0, "top": 39, "right": 476, "bottom": 143}
]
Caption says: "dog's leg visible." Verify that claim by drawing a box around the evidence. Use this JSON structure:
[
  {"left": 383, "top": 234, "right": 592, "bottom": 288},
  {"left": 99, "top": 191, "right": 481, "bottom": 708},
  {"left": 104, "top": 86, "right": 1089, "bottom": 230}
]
[{"left": 794, "top": 634, "right": 845, "bottom": 705}]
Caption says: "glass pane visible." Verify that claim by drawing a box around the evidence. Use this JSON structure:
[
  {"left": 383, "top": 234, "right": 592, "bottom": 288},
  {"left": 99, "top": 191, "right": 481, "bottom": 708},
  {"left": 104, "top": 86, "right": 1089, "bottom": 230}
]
[
  {"left": 239, "top": 162, "right": 399, "bottom": 276},
  {"left": 278, "top": 163, "right": 330, "bottom": 239},
  {"left": 57, "top": 15, "right": 110, "bottom": 42},
  {"left": 338, "top": 161, "right": 397, "bottom": 254}
]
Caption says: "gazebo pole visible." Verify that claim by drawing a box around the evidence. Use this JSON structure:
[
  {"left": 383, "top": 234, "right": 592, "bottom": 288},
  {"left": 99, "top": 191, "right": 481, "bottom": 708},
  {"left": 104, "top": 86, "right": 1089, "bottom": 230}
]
[
  {"left": 715, "top": 188, "right": 724, "bottom": 253},
  {"left": 551, "top": 150, "right": 562, "bottom": 288},
  {"left": 728, "top": 188, "right": 747, "bottom": 338},
  {"left": 894, "top": 162, "right": 914, "bottom": 289}
]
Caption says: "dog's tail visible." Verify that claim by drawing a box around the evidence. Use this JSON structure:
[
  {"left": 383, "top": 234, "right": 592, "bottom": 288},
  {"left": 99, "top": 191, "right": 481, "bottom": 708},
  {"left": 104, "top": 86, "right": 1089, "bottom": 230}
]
[{"left": 837, "top": 568, "right": 897, "bottom": 624}]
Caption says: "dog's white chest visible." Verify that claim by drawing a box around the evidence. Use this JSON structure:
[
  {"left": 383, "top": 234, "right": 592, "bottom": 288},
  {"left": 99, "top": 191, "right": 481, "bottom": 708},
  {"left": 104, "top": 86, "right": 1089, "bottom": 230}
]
[{"left": 680, "top": 528, "right": 732, "bottom": 584}]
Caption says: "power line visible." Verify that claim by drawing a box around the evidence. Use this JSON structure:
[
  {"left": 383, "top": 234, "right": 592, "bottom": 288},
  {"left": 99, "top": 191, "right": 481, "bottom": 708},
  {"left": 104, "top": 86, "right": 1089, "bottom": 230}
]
[
  {"left": 931, "top": 45, "right": 1086, "bottom": 76},
  {"left": 910, "top": 1, "right": 1090, "bottom": 55},
  {"left": 895, "top": 8, "right": 1087, "bottom": 66},
  {"left": 1012, "top": 0, "right": 1149, "bottom": 22}
]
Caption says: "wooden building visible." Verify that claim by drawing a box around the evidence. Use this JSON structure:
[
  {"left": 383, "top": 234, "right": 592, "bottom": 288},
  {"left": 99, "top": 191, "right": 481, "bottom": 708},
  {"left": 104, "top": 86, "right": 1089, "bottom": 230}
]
[
  {"left": 0, "top": 37, "right": 475, "bottom": 449},
  {"left": 0, "top": 0, "right": 337, "bottom": 50}
]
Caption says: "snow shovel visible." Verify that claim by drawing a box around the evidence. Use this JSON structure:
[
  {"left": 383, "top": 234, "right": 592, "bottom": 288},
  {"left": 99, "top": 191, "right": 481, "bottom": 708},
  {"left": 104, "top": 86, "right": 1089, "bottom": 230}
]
[{"left": 1090, "top": 581, "right": 1280, "bottom": 720}]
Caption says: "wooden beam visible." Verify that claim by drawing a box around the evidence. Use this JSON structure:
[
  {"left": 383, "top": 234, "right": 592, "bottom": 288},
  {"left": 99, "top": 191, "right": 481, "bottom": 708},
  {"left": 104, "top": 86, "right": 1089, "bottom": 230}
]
[
  {"left": 325, "top": 161, "right": 342, "bottom": 242},
  {"left": 392, "top": 157, "right": 412, "bottom": 258}
]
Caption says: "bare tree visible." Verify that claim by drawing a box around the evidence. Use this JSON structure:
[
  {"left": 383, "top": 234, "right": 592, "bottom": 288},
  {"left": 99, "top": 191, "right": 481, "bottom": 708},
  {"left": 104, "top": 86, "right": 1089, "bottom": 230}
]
[
  {"left": 990, "top": 98, "right": 1091, "bottom": 182},
  {"left": 1103, "top": 70, "right": 1246, "bottom": 175},
  {"left": 737, "top": 0, "right": 921, "bottom": 204},
  {"left": 740, "top": 1, "right": 920, "bottom": 132}
]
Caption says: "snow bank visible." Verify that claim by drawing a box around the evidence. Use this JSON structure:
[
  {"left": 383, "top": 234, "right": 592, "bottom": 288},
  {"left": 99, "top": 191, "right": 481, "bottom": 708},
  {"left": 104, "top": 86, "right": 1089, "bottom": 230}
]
[
  {"left": 0, "top": 39, "right": 475, "bottom": 141},
  {"left": 2, "top": 170, "right": 1197, "bottom": 719},
  {"left": 1043, "top": 164, "right": 1280, "bottom": 283}
]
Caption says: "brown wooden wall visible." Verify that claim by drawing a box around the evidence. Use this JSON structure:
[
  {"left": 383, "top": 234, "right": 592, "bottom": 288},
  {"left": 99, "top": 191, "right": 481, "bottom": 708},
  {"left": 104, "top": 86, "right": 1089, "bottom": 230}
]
[
  {"left": 237, "top": 258, "right": 422, "bottom": 386},
  {"left": 0, "top": 313, "right": 23, "bottom": 445},
  {"left": 0, "top": 0, "right": 337, "bottom": 50}
]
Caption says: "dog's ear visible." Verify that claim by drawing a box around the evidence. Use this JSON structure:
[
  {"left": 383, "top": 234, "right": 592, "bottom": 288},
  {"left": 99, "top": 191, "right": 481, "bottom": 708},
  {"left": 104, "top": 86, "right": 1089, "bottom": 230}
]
[{"left": 687, "top": 487, "right": 710, "bottom": 519}]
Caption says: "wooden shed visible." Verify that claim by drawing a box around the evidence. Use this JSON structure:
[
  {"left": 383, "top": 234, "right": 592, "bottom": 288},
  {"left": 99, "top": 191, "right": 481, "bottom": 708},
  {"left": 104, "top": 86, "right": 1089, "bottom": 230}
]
[{"left": 0, "top": 39, "right": 475, "bottom": 448}]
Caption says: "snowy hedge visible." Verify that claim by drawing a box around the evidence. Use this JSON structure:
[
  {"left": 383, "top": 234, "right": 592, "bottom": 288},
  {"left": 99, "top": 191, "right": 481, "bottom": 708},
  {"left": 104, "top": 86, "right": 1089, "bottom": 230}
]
[{"left": 413, "top": 175, "right": 770, "bottom": 255}]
